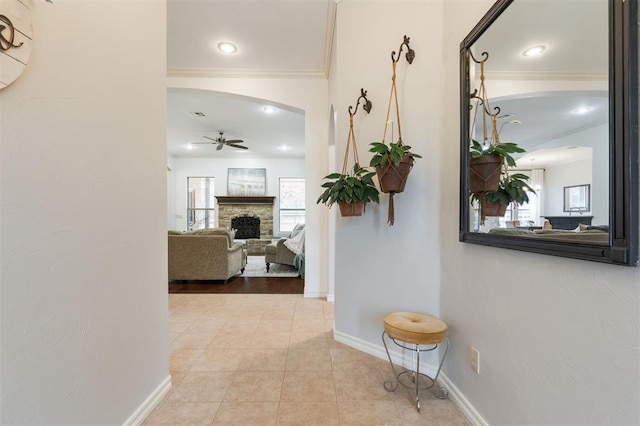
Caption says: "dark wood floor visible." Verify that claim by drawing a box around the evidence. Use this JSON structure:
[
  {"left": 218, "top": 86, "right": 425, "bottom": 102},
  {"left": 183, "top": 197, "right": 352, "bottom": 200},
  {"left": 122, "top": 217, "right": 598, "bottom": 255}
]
[{"left": 168, "top": 275, "right": 304, "bottom": 294}]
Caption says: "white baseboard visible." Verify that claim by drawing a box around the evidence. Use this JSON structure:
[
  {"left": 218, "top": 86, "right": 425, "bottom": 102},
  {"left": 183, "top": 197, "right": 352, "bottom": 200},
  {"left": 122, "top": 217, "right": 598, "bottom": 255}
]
[
  {"left": 333, "top": 329, "right": 439, "bottom": 378},
  {"left": 333, "top": 330, "right": 486, "bottom": 426},
  {"left": 303, "top": 292, "right": 327, "bottom": 298},
  {"left": 326, "top": 294, "right": 334, "bottom": 302},
  {"left": 123, "top": 374, "right": 172, "bottom": 426},
  {"left": 438, "top": 373, "right": 488, "bottom": 426}
]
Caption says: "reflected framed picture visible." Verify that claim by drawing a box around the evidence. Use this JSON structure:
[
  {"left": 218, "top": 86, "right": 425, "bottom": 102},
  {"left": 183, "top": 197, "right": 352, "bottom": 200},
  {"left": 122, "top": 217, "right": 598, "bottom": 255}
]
[
  {"left": 563, "top": 184, "right": 590, "bottom": 213},
  {"left": 227, "top": 168, "right": 267, "bottom": 196}
]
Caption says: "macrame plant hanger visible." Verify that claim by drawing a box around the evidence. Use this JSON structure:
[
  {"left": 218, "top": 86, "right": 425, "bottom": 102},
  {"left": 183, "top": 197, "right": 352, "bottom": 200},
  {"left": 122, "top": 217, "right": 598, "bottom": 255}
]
[
  {"left": 338, "top": 88, "right": 372, "bottom": 216},
  {"left": 469, "top": 51, "right": 502, "bottom": 153},
  {"left": 380, "top": 35, "right": 415, "bottom": 225},
  {"left": 342, "top": 88, "right": 372, "bottom": 176},
  {"left": 469, "top": 51, "right": 505, "bottom": 222}
]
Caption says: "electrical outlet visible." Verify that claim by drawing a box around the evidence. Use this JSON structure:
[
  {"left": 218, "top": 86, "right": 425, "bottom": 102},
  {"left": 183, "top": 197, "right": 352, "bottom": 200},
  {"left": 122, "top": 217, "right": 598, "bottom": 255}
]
[{"left": 470, "top": 347, "right": 480, "bottom": 374}]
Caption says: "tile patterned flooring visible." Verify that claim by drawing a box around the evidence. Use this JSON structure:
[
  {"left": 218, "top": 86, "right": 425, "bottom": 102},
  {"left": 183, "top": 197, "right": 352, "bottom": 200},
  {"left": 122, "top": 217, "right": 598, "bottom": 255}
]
[{"left": 145, "top": 294, "right": 469, "bottom": 425}]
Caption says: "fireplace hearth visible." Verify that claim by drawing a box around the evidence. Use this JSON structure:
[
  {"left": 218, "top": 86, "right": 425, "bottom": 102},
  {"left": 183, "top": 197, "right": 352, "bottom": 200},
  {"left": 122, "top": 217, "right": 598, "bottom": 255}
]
[{"left": 232, "top": 215, "right": 261, "bottom": 239}]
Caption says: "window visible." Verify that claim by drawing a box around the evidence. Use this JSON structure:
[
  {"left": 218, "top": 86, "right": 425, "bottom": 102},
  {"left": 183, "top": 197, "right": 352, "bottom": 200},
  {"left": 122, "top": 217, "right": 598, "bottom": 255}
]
[
  {"left": 499, "top": 201, "right": 532, "bottom": 227},
  {"left": 187, "top": 177, "right": 215, "bottom": 231},
  {"left": 279, "top": 178, "right": 305, "bottom": 233}
]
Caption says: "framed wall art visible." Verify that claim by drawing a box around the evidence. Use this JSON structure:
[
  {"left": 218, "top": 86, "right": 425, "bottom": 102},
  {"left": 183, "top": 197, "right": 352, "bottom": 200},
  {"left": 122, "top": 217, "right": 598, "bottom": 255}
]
[{"left": 227, "top": 168, "right": 266, "bottom": 196}]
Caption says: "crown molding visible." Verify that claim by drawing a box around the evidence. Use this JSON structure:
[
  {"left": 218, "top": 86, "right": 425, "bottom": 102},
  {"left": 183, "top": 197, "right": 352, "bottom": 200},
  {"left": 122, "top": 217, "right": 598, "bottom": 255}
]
[
  {"left": 322, "top": 0, "right": 338, "bottom": 77},
  {"left": 484, "top": 71, "right": 608, "bottom": 81},
  {"left": 167, "top": 67, "right": 327, "bottom": 79}
]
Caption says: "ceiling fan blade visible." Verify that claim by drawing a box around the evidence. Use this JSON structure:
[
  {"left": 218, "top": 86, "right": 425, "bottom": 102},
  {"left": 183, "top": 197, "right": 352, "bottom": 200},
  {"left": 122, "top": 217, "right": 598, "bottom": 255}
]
[
  {"left": 192, "top": 142, "right": 215, "bottom": 144},
  {"left": 203, "top": 135, "right": 218, "bottom": 142},
  {"left": 227, "top": 144, "right": 249, "bottom": 150},
  {"left": 216, "top": 144, "right": 224, "bottom": 151},
  {"left": 224, "top": 139, "right": 244, "bottom": 144}
]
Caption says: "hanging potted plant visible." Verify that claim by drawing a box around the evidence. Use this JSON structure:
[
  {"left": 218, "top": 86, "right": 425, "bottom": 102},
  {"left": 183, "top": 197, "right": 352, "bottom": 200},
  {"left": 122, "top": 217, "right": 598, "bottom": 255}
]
[
  {"left": 369, "top": 141, "right": 422, "bottom": 193},
  {"left": 316, "top": 163, "right": 380, "bottom": 217},
  {"left": 469, "top": 138, "right": 525, "bottom": 193},
  {"left": 472, "top": 172, "right": 534, "bottom": 222},
  {"left": 468, "top": 51, "right": 526, "bottom": 194},
  {"left": 370, "top": 35, "right": 420, "bottom": 226},
  {"left": 317, "top": 89, "right": 378, "bottom": 217}
]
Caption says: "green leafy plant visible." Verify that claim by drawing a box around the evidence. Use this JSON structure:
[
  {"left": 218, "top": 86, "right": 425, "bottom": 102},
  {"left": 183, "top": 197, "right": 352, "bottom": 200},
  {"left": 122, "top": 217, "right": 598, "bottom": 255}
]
[
  {"left": 470, "top": 139, "right": 525, "bottom": 168},
  {"left": 472, "top": 172, "right": 534, "bottom": 206},
  {"left": 316, "top": 163, "right": 380, "bottom": 207},
  {"left": 368, "top": 141, "right": 422, "bottom": 168}
]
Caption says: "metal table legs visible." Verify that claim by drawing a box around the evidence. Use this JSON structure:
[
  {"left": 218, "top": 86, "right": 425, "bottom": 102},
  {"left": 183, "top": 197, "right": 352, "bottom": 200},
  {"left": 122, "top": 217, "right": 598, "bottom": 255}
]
[{"left": 382, "top": 331, "right": 450, "bottom": 412}]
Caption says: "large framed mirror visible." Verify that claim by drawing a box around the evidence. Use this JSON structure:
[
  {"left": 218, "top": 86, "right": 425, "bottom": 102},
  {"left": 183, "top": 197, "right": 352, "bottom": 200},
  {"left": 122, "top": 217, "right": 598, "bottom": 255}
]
[{"left": 459, "top": 0, "right": 638, "bottom": 266}]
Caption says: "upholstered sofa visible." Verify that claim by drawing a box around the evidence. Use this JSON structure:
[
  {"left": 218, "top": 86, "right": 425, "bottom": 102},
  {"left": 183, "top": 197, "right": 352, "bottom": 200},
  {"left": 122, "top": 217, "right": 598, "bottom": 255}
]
[
  {"left": 168, "top": 228, "right": 246, "bottom": 282},
  {"left": 265, "top": 224, "right": 304, "bottom": 272}
]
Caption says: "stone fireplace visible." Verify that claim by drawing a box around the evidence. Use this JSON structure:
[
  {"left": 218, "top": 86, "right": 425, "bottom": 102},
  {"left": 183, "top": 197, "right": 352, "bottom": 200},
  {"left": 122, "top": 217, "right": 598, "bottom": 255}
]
[{"left": 216, "top": 196, "right": 275, "bottom": 254}]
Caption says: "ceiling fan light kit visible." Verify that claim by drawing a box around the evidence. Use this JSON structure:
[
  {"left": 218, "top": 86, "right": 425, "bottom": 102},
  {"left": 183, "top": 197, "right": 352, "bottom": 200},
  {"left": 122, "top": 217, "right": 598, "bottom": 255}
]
[{"left": 195, "top": 132, "right": 248, "bottom": 150}]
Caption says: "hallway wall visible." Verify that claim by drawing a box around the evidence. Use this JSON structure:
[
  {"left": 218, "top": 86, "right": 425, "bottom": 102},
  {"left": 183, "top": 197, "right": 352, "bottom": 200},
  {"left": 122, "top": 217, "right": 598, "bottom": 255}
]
[{"left": 0, "top": 1, "right": 169, "bottom": 423}]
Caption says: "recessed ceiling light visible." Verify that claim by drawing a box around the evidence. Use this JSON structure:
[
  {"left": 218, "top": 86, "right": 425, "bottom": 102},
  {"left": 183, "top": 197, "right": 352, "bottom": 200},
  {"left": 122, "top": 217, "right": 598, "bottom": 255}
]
[
  {"left": 522, "top": 45, "right": 546, "bottom": 57},
  {"left": 263, "top": 106, "right": 277, "bottom": 114},
  {"left": 279, "top": 145, "right": 289, "bottom": 151},
  {"left": 572, "top": 107, "right": 592, "bottom": 115},
  {"left": 187, "top": 144, "right": 194, "bottom": 150},
  {"left": 218, "top": 42, "right": 237, "bottom": 54}
]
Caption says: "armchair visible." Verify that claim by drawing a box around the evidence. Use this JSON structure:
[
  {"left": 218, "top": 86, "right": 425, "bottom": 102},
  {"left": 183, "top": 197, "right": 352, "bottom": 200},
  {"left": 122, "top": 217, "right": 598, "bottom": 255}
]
[{"left": 265, "top": 224, "right": 304, "bottom": 272}]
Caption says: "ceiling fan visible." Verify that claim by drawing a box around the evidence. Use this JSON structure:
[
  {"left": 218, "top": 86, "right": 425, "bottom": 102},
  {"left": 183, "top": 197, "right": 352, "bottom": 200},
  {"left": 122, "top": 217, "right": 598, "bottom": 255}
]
[{"left": 196, "top": 132, "right": 248, "bottom": 150}]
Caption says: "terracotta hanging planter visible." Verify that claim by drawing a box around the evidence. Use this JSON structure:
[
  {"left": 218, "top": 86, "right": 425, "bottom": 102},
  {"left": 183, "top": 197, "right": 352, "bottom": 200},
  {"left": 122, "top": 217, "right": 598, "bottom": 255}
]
[
  {"left": 480, "top": 196, "right": 508, "bottom": 219},
  {"left": 470, "top": 154, "right": 503, "bottom": 193},
  {"left": 316, "top": 89, "right": 379, "bottom": 217},
  {"left": 374, "top": 155, "right": 415, "bottom": 194},
  {"left": 338, "top": 201, "right": 365, "bottom": 217},
  {"left": 367, "top": 35, "right": 419, "bottom": 226}
]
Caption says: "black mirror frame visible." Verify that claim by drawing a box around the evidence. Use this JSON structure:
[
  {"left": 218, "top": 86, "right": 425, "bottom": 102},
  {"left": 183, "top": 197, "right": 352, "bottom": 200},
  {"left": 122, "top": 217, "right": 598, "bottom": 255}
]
[{"left": 459, "top": 0, "right": 639, "bottom": 266}]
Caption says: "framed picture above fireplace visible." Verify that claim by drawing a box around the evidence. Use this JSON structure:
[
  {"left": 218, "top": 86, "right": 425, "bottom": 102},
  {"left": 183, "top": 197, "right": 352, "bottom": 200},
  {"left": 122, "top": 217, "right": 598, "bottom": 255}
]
[{"left": 227, "top": 168, "right": 267, "bottom": 196}]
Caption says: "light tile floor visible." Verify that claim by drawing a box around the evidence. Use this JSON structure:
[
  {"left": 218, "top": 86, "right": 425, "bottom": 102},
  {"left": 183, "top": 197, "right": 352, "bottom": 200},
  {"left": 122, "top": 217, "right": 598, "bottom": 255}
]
[{"left": 145, "top": 294, "right": 469, "bottom": 425}]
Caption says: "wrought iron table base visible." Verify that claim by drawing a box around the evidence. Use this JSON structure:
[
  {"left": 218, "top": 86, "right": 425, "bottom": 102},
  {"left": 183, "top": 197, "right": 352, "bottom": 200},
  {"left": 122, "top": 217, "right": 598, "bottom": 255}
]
[{"left": 382, "top": 331, "right": 450, "bottom": 412}]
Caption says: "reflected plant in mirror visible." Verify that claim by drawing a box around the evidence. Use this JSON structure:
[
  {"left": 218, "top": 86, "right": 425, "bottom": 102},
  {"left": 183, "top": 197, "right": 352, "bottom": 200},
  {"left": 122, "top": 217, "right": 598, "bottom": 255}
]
[{"left": 459, "top": 0, "right": 638, "bottom": 265}]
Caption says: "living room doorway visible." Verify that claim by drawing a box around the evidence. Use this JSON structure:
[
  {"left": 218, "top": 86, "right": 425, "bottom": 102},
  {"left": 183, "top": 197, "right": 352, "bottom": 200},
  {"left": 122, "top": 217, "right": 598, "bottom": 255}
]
[{"left": 166, "top": 89, "right": 307, "bottom": 294}]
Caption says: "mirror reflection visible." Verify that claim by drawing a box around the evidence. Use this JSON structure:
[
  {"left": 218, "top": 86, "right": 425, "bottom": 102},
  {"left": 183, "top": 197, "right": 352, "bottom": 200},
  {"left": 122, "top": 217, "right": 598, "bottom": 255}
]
[{"left": 467, "top": 0, "right": 609, "bottom": 243}]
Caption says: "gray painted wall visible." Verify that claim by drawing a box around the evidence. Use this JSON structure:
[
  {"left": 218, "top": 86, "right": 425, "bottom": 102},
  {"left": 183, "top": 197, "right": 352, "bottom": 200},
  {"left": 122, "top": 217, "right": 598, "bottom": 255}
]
[{"left": 440, "top": 1, "right": 640, "bottom": 424}]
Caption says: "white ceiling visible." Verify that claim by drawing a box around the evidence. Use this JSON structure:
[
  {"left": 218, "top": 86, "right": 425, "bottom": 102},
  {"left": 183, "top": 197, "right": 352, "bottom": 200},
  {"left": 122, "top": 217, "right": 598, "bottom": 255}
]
[
  {"left": 166, "top": 0, "right": 333, "bottom": 159},
  {"left": 166, "top": 0, "right": 610, "bottom": 162},
  {"left": 167, "top": 89, "right": 306, "bottom": 158},
  {"left": 167, "top": 0, "right": 333, "bottom": 77},
  {"left": 474, "top": 0, "right": 607, "bottom": 77},
  {"left": 470, "top": 0, "right": 608, "bottom": 168}
]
